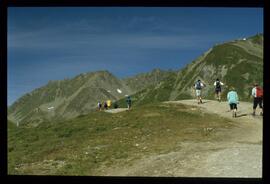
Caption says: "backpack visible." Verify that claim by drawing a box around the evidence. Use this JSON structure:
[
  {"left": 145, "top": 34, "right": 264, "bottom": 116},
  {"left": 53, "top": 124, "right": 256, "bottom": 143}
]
[
  {"left": 256, "top": 87, "right": 263, "bottom": 97},
  {"left": 195, "top": 81, "right": 202, "bottom": 90},
  {"left": 127, "top": 98, "right": 131, "bottom": 104},
  {"left": 216, "top": 81, "right": 221, "bottom": 89}
]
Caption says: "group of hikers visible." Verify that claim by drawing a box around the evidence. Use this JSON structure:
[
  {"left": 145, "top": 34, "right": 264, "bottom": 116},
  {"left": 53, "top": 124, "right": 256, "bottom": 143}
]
[
  {"left": 194, "top": 79, "right": 263, "bottom": 118},
  {"left": 194, "top": 78, "right": 224, "bottom": 104},
  {"left": 96, "top": 80, "right": 263, "bottom": 118},
  {"left": 97, "top": 96, "right": 132, "bottom": 111},
  {"left": 97, "top": 100, "right": 113, "bottom": 111}
]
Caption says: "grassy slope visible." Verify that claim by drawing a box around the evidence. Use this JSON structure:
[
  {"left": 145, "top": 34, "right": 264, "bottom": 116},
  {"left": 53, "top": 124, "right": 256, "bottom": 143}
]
[
  {"left": 8, "top": 102, "right": 236, "bottom": 175},
  {"left": 202, "top": 43, "right": 262, "bottom": 101},
  {"left": 147, "top": 39, "right": 262, "bottom": 102},
  {"left": 123, "top": 69, "right": 176, "bottom": 92}
]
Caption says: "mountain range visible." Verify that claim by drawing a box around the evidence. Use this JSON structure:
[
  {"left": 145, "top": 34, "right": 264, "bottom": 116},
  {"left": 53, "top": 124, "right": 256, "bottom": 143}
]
[
  {"left": 8, "top": 34, "right": 263, "bottom": 126},
  {"left": 125, "top": 33, "right": 263, "bottom": 106}
]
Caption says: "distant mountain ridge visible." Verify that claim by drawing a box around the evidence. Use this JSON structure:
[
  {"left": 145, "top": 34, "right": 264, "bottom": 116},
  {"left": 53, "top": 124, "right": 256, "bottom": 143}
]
[
  {"left": 8, "top": 71, "right": 132, "bottom": 125},
  {"left": 8, "top": 69, "right": 169, "bottom": 125},
  {"left": 8, "top": 34, "right": 263, "bottom": 125}
]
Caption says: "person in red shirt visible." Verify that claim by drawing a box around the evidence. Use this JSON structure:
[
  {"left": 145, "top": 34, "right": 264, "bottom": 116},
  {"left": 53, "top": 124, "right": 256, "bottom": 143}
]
[{"left": 251, "top": 83, "right": 263, "bottom": 116}]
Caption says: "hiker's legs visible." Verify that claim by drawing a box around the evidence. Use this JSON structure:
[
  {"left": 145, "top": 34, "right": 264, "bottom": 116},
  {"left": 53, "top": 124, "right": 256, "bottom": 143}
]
[
  {"left": 215, "top": 90, "right": 220, "bottom": 101},
  {"left": 233, "top": 108, "right": 237, "bottom": 117},
  {"left": 198, "top": 90, "right": 202, "bottom": 103},
  {"left": 253, "top": 108, "right": 256, "bottom": 115},
  {"left": 234, "top": 104, "right": 237, "bottom": 117},
  {"left": 215, "top": 90, "right": 218, "bottom": 100},
  {"left": 196, "top": 90, "right": 201, "bottom": 104},
  {"left": 258, "top": 98, "right": 263, "bottom": 115},
  {"left": 218, "top": 91, "right": 222, "bottom": 101},
  {"left": 230, "top": 104, "right": 236, "bottom": 117},
  {"left": 229, "top": 104, "right": 233, "bottom": 116},
  {"left": 253, "top": 98, "right": 258, "bottom": 115},
  {"left": 197, "top": 95, "right": 202, "bottom": 104},
  {"left": 197, "top": 97, "right": 200, "bottom": 104}
]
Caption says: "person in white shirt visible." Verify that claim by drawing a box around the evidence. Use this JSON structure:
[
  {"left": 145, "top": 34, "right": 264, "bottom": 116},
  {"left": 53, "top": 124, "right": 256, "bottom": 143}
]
[
  {"left": 97, "top": 101, "right": 102, "bottom": 111},
  {"left": 194, "top": 79, "right": 206, "bottom": 104},
  {"left": 214, "top": 78, "right": 224, "bottom": 102}
]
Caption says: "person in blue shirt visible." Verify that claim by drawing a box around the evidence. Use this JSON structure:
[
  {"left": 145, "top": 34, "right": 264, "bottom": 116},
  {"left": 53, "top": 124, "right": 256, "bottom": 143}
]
[
  {"left": 126, "top": 96, "right": 132, "bottom": 110},
  {"left": 227, "top": 87, "right": 239, "bottom": 118}
]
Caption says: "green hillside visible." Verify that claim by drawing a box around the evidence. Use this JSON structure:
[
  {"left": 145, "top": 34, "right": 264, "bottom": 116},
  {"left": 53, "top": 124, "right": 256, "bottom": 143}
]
[
  {"left": 127, "top": 34, "right": 263, "bottom": 103},
  {"left": 117, "top": 72, "right": 178, "bottom": 107},
  {"left": 8, "top": 102, "right": 236, "bottom": 175},
  {"left": 123, "top": 68, "right": 177, "bottom": 92}
]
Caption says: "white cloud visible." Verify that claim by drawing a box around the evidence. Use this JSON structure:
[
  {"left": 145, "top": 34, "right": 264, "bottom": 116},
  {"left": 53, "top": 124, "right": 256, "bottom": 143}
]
[{"left": 8, "top": 28, "right": 225, "bottom": 51}]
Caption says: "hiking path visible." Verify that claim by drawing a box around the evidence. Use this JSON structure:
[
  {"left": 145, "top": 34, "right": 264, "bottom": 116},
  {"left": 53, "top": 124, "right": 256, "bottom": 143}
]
[{"left": 101, "top": 99, "right": 262, "bottom": 177}]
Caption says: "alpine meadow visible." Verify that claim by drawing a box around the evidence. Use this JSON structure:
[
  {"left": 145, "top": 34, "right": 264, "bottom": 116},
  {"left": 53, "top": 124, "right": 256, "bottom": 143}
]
[{"left": 8, "top": 33, "right": 263, "bottom": 177}]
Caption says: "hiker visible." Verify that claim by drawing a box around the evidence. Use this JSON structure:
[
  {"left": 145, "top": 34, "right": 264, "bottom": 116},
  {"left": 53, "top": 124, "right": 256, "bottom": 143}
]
[
  {"left": 103, "top": 101, "right": 108, "bottom": 110},
  {"left": 126, "top": 96, "right": 132, "bottom": 110},
  {"left": 113, "top": 102, "right": 118, "bottom": 109},
  {"left": 214, "top": 78, "right": 224, "bottom": 102},
  {"left": 194, "top": 79, "right": 206, "bottom": 104},
  {"left": 227, "top": 87, "right": 239, "bottom": 118},
  {"left": 107, "top": 100, "right": 112, "bottom": 109},
  {"left": 97, "top": 101, "right": 102, "bottom": 111},
  {"left": 251, "top": 83, "right": 263, "bottom": 116}
]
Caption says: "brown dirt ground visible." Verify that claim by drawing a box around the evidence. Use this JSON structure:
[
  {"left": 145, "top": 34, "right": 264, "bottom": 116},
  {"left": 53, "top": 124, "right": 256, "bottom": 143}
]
[{"left": 99, "top": 100, "right": 262, "bottom": 178}]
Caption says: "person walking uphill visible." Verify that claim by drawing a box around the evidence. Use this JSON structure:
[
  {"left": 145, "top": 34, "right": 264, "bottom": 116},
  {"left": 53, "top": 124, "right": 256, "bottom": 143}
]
[
  {"left": 251, "top": 83, "right": 263, "bottom": 116},
  {"left": 126, "top": 96, "right": 132, "bottom": 110},
  {"left": 97, "top": 101, "right": 102, "bottom": 111},
  {"left": 194, "top": 79, "right": 206, "bottom": 104},
  {"left": 103, "top": 101, "right": 108, "bottom": 110},
  {"left": 227, "top": 87, "right": 239, "bottom": 118},
  {"left": 214, "top": 78, "right": 224, "bottom": 102}
]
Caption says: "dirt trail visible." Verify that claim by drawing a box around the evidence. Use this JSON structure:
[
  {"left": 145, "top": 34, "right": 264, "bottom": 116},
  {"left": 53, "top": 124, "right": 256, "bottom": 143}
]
[
  {"left": 105, "top": 108, "right": 128, "bottom": 113},
  {"left": 102, "top": 100, "right": 262, "bottom": 177},
  {"left": 169, "top": 100, "right": 262, "bottom": 144}
]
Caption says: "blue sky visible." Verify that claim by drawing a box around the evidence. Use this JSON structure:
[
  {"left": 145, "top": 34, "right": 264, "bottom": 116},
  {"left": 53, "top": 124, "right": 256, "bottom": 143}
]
[{"left": 8, "top": 7, "right": 263, "bottom": 105}]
